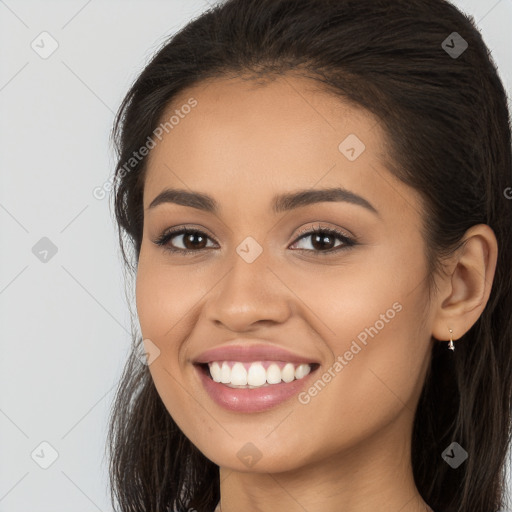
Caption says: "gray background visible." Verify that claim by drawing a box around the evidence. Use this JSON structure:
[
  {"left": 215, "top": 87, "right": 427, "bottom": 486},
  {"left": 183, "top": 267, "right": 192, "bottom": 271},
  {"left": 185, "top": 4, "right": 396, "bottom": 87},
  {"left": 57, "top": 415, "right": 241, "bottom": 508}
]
[{"left": 1, "top": 0, "right": 511, "bottom": 510}]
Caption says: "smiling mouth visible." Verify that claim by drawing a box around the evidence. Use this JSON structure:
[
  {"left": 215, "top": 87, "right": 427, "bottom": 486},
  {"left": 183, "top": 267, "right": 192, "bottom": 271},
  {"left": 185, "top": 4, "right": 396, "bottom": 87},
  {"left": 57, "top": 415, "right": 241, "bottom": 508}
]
[{"left": 196, "top": 361, "right": 321, "bottom": 389}]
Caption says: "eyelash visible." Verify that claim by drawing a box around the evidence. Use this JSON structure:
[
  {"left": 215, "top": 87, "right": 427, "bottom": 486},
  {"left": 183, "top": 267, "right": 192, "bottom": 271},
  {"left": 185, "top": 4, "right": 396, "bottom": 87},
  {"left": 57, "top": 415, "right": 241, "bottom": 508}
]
[{"left": 152, "top": 224, "right": 357, "bottom": 257}]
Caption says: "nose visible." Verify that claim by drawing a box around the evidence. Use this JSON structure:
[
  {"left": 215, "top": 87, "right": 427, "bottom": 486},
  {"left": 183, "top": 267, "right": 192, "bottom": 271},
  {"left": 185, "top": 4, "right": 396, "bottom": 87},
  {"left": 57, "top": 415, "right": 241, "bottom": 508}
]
[{"left": 203, "top": 245, "right": 291, "bottom": 332}]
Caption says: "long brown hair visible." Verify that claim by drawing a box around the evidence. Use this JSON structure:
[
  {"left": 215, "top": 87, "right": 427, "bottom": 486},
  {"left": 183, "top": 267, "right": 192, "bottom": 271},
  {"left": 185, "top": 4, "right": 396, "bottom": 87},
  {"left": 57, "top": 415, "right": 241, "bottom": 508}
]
[{"left": 106, "top": 1, "right": 512, "bottom": 510}]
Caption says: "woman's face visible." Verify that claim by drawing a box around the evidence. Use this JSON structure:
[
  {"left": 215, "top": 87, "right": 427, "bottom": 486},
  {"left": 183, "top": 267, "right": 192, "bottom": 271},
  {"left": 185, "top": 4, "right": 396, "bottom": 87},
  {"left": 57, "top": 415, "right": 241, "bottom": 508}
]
[{"left": 136, "top": 74, "right": 435, "bottom": 473}]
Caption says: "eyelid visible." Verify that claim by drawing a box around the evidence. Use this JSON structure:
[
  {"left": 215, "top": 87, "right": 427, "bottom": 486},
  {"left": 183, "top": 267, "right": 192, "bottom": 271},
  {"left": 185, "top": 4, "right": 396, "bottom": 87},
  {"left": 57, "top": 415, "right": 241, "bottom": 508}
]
[
  {"left": 292, "top": 223, "right": 354, "bottom": 241},
  {"left": 158, "top": 223, "right": 218, "bottom": 242}
]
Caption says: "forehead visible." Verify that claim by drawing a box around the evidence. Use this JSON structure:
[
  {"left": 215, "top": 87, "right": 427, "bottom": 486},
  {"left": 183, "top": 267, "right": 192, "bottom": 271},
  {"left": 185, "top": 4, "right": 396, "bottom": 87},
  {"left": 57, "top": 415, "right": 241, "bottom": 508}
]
[{"left": 142, "top": 74, "right": 416, "bottom": 220}]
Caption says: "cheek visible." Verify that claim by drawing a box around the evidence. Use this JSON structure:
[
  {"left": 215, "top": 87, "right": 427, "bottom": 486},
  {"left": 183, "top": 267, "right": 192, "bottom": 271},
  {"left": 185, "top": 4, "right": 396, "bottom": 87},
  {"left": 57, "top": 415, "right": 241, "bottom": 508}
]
[
  {"left": 286, "top": 253, "right": 430, "bottom": 439},
  {"left": 136, "top": 248, "right": 172, "bottom": 335},
  {"left": 135, "top": 248, "right": 204, "bottom": 340},
  {"left": 134, "top": 251, "right": 210, "bottom": 427},
  {"left": 294, "top": 282, "right": 430, "bottom": 452}
]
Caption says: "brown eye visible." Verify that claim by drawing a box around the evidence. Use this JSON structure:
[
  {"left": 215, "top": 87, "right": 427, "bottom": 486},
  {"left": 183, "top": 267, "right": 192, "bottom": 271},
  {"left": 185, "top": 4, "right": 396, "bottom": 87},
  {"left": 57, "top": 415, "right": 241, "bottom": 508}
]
[
  {"left": 153, "top": 228, "right": 217, "bottom": 254},
  {"left": 181, "top": 231, "right": 209, "bottom": 250},
  {"left": 290, "top": 226, "right": 356, "bottom": 255}
]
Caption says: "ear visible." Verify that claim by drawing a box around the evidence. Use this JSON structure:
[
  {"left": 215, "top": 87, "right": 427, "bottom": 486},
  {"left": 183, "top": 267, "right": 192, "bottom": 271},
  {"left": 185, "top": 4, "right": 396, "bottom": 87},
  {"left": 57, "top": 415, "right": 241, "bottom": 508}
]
[{"left": 431, "top": 224, "right": 498, "bottom": 344}]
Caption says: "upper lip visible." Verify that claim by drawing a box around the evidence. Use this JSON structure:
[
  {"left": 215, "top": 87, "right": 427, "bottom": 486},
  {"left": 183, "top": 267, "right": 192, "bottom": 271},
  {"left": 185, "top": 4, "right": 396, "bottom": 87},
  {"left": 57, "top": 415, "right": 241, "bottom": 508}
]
[{"left": 193, "top": 343, "right": 320, "bottom": 365}]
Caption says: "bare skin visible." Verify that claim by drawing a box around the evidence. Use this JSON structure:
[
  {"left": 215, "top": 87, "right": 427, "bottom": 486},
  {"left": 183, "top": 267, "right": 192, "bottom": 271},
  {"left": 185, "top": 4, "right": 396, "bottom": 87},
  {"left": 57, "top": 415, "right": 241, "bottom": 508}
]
[{"left": 135, "top": 74, "right": 497, "bottom": 512}]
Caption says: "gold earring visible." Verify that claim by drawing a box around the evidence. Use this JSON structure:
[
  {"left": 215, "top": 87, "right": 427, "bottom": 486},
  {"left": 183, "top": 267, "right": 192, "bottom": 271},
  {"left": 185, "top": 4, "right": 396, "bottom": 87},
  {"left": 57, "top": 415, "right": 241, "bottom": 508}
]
[{"left": 448, "top": 328, "right": 455, "bottom": 351}]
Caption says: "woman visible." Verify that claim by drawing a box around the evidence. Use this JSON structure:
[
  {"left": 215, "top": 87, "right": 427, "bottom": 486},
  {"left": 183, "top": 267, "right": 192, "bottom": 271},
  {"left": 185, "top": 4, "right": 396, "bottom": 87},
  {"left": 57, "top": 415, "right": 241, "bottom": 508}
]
[{"left": 106, "top": 0, "right": 512, "bottom": 511}]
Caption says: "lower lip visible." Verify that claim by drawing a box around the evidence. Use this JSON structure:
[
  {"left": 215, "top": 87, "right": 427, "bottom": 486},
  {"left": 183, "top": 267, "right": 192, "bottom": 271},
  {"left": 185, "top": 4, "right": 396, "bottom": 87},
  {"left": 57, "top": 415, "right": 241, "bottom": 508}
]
[{"left": 195, "top": 364, "right": 318, "bottom": 413}]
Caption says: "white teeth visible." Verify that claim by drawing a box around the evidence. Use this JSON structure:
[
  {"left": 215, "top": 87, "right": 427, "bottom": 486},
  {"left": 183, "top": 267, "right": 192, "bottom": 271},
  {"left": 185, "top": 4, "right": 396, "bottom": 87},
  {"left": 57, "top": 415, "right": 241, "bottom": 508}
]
[
  {"left": 210, "top": 362, "right": 222, "bottom": 382},
  {"left": 206, "top": 361, "right": 313, "bottom": 388},
  {"left": 220, "top": 362, "right": 231, "bottom": 383},
  {"left": 281, "top": 363, "right": 295, "bottom": 383},
  {"left": 266, "top": 363, "right": 282, "bottom": 384},
  {"left": 295, "top": 363, "right": 311, "bottom": 379},
  {"left": 230, "top": 362, "right": 247, "bottom": 385},
  {"left": 247, "top": 362, "right": 267, "bottom": 386}
]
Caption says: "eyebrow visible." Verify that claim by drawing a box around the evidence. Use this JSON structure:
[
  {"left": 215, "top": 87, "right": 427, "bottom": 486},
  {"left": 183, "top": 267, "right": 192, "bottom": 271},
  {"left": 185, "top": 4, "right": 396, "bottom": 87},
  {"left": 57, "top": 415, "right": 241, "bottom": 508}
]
[{"left": 147, "top": 187, "right": 379, "bottom": 216}]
